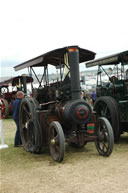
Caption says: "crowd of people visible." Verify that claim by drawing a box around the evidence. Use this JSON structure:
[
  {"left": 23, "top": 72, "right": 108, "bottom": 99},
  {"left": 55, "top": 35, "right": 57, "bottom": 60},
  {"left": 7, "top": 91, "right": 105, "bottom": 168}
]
[{"left": 81, "top": 89, "right": 96, "bottom": 106}]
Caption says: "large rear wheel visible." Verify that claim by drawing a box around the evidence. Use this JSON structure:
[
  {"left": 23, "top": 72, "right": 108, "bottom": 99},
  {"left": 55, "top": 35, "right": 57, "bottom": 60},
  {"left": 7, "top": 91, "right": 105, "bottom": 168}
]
[
  {"left": 19, "top": 98, "right": 42, "bottom": 153},
  {"left": 94, "top": 96, "right": 120, "bottom": 142}
]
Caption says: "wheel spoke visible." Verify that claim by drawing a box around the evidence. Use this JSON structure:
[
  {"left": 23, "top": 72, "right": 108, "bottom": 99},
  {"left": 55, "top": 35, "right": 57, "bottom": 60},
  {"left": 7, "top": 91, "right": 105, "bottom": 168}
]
[
  {"left": 102, "top": 105, "right": 111, "bottom": 120},
  {"left": 98, "top": 102, "right": 112, "bottom": 121},
  {"left": 100, "top": 141, "right": 108, "bottom": 152},
  {"left": 54, "top": 135, "right": 59, "bottom": 145},
  {"left": 54, "top": 145, "right": 60, "bottom": 153},
  {"left": 23, "top": 106, "right": 31, "bottom": 118},
  {"left": 103, "top": 104, "right": 107, "bottom": 115}
]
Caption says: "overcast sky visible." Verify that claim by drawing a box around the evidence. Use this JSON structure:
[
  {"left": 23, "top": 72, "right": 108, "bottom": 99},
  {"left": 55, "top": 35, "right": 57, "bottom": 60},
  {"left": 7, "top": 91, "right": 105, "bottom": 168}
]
[{"left": 0, "top": 0, "right": 128, "bottom": 77}]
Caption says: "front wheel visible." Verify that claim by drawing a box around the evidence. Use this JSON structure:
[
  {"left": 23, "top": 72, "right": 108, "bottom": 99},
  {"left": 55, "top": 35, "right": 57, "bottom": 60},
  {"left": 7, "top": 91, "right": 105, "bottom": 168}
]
[
  {"left": 49, "top": 121, "right": 65, "bottom": 162},
  {"left": 95, "top": 117, "right": 114, "bottom": 157}
]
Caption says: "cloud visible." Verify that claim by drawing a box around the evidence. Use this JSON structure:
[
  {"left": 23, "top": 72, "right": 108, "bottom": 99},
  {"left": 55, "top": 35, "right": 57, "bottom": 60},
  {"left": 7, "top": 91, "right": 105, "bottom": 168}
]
[
  {"left": 0, "top": 59, "right": 19, "bottom": 67},
  {"left": 0, "top": 59, "right": 28, "bottom": 77},
  {"left": 0, "top": 0, "right": 128, "bottom": 77}
]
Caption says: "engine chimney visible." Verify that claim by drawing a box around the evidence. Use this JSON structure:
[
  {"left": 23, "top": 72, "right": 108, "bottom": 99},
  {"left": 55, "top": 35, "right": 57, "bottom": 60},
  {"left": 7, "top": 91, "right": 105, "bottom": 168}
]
[
  {"left": 68, "top": 47, "right": 81, "bottom": 100},
  {"left": 22, "top": 75, "right": 27, "bottom": 95}
]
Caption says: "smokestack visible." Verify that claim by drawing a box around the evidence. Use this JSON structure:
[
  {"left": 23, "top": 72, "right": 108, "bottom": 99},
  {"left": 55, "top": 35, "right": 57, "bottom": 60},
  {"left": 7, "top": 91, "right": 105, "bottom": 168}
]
[
  {"left": 22, "top": 75, "right": 27, "bottom": 95},
  {"left": 68, "top": 47, "right": 81, "bottom": 100}
]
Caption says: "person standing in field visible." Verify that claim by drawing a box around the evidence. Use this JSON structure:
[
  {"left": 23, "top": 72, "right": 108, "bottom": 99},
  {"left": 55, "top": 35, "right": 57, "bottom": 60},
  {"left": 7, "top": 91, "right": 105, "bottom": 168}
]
[
  {"left": 91, "top": 90, "right": 96, "bottom": 105},
  {"left": 13, "top": 91, "right": 24, "bottom": 147},
  {"left": 81, "top": 90, "right": 86, "bottom": 100}
]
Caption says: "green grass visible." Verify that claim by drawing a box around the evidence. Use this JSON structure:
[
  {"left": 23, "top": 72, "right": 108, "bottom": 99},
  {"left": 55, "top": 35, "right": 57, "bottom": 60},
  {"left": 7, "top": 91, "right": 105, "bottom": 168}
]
[
  {"left": 1, "top": 118, "right": 128, "bottom": 168},
  {"left": 1, "top": 119, "right": 128, "bottom": 193},
  {"left": 0, "top": 118, "right": 98, "bottom": 170},
  {"left": 0, "top": 119, "right": 48, "bottom": 169}
]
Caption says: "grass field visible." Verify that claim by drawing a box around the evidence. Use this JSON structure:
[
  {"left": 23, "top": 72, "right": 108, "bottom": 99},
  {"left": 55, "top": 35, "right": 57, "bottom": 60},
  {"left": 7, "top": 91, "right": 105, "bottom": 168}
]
[{"left": 0, "top": 118, "right": 128, "bottom": 193}]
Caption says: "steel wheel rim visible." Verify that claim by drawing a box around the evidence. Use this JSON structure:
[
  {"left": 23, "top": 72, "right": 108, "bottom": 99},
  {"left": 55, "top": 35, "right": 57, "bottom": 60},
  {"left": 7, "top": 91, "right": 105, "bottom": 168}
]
[
  {"left": 20, "top": 100, "right": 35, "bottom": 151},
  {"left": 49, "top": 121, "right": 65, "bottom": 162},
  {"left": 95, "top": 117, "right": 114, "bottom": 156},
  {"left": 50, "top": 126, "right": 60, "bottom": 161},
  {"left": 96, "top": 123, "right": 109, "bottom": 154},
  {"left": 20, "top": 98, "right": 42, "bottom": 153}
]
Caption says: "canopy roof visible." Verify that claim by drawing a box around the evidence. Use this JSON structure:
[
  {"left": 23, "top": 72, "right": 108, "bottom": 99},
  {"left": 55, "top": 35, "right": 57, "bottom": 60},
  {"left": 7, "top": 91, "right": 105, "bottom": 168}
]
[
  {"left": 14, "top": 46, "right": 96, "bottom": 71},
  {"left": 0, "top": 76, "right": 33, "bottom": 87},
  {"left": 86, "top": 50, "right": 128, "bottom": 68}
]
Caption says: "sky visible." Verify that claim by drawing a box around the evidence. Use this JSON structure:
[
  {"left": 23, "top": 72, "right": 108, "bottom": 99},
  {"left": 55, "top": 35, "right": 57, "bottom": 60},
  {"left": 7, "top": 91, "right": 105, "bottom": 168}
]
[{"left": 0, "top": 0, "right": 128, "bottom": 77}]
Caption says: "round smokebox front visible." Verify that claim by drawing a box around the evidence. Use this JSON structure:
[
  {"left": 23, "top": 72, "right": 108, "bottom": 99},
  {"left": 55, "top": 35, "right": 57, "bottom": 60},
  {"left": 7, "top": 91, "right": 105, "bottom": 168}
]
[{"left": 64, "top": 100, "right": 92, "bottom": 124}]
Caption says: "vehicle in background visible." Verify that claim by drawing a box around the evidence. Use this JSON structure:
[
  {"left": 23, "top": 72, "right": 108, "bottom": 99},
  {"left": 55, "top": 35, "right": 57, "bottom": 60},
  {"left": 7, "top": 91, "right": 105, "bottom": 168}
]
[
  {"left": 86, "top": 50, "right": 128, "bottom": 142},
  {"left": 0, "top": 75, "right": 33, "bottom": 118}
]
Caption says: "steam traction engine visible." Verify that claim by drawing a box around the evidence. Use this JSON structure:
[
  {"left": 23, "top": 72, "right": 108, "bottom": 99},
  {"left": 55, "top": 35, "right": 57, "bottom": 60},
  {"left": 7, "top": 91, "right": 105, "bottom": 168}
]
[
  {"left": 0, "top": 76, "right": 33, "bottom": 118},
  {"left": 86, "top": 51, "right": 128, "bottom": 142},
  {"left": 14, "top": 46, "right": 114, "bottom": 162}
]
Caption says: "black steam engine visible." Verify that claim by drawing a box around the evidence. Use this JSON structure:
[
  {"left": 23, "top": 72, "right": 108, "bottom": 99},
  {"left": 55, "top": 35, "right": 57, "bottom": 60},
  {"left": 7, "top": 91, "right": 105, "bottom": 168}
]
[{"left": 14, "top": 46, "right": 114, "bottom": 162}]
